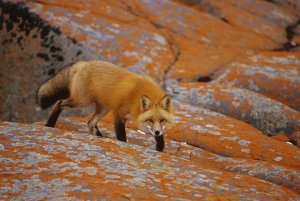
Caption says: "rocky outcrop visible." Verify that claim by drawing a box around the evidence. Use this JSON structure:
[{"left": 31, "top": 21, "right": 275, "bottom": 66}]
[
  {"left": 0, "top": 1, "right": 94, "bottom": 122},
  {"left": 1, "top": 0, "right": 300, "bottom": 123}
]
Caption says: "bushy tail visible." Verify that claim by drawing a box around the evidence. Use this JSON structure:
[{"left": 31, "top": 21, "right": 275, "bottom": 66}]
[{"left": 36, "top": 67, "right": 71, "bottom": 109}]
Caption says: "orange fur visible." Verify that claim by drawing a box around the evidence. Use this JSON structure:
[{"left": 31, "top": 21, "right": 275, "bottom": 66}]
[{"left": 67, "top": 61, "right": 171, "bottom": 121}]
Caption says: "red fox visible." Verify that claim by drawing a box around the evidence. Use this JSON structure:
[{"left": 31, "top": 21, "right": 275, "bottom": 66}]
[{"left": 37, "top": 60, "right": 174, "bottom": 151}]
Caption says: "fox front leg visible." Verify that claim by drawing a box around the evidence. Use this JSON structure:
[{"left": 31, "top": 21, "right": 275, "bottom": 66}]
[
  {"left": 155, "top": 135, "right": 164, "bottom": 152},
  {"left": 88, "top": 115, "right": 102, "bottom": 137},
  {"left": 88, "top": 105, "right": 108, "bottom": 137},
  {"left": 114, "top": 117, "right": 127, "bottom": 142}
]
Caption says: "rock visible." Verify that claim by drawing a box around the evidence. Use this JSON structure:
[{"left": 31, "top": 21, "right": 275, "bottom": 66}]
[
  {"left": 170, "top": 101, "right": 300, "bottom": 169},
  {"left": 292, "top": 36, "right": 300, "bottom": 50},
  {"left": 1, "top": 0, "right": 295, "bottom": 123},
  {"left": 290, "top": 131, "right": 300, "bottom": 147},
  {"left": 214, "top": 52, "right": 300, "bottom": 111},
  {"left": 1, "top": 121, "right": 299, "bottom": 200},
  {"left": 190, "top": 149, "right": 300, "bottom": 194},
  {"left": 24, "top": 0, "right": 173, "bottom": 78},
  {"left": 35, "top": 113, "right": 300, "bottom": 194},
  {"left": 176, "top": 0, "right": 298, "bottom": 44},
  {"left": 168, "top": 82, "right": 300, "bottom": 136},
  {"left": 36, "top": 102, "right": 300, "bottom": 169},
  {"left": 0, "top": 1, "right": 94, "bottom": 122},
  {"left": 264, "top": 0, "right": 300, "bottom": 18},
  {"left": 271, "top": 134, "right": 290, "bottom": 143},
  {"left": 23, "top": 0, "right": 282, "bottom": 82}
]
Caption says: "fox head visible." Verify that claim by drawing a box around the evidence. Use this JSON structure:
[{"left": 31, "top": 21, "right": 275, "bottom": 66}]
[{"left": 137, "top": 95, "right": 174, "bottom": 136}]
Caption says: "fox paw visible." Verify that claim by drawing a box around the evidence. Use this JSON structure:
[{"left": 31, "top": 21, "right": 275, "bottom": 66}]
[
  {"left": 88, "top": 121, "right": 102, "bottom": 137},
  {"left": 94, "top": 128, "right": 102, "bottom": 137},
  {"left": 91, "top": 127, "right": 102, "bottom": 137}
]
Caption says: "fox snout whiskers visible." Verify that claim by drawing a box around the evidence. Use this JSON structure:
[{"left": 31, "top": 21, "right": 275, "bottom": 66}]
[{"left": 137, "top": 129, "right": 163, "bottom": 137}]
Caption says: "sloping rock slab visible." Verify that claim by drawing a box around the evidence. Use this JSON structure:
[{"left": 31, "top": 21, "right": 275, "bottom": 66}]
[
  {"left": 37, "top": 116, "right": 300, "bottom": 193},
  {"left": 1, "top": 121, "right": 299, "bottom": 200},
  {"left": 168, "top": 82, "right": 300, "bottom": 136},
  {"left": 176, "top": 0, "right": 298, "bottom": 44},
  {"left": 18, "top": 0, "right": 173, "bottom": 79},
  {"left": 169, "top": 101, "right": 300, "bottom": 169},
  {"left": 215, "top": 52, "right": 300, "bottom": 111},
  {"left": 18, "top": 0, "right": 278, "bottom": 82},
  {"left": 1, "top": 0, "right": 296, "bottom": 124},
  {"left": 36, "top": 101, "right": 300, "bottom": 169}
]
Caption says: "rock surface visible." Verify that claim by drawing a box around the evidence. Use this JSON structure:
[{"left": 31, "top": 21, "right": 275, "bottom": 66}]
[
  {"left": 0, "top": 1, "right": 93, "bottom": 122},
  {"left": 168, "top": 83, "right": 300, "bottom": 136},
  {"left": 1, "top": 0, "right": 300, "bottom": 200},
  {"left": 214, "top": 52, "right": 300, "bottom": 111},
  {"left": 290, "top": 131, "right": 300, "bottom": 147},
  {"left": 35, "top": 112, "right": 300, "bottom": 194},
  {"left": 1, "top": 0, "right": 300, "bottom": 123},
  {"left": 1, "top": 121, "right": 300, "bottom": 200}
]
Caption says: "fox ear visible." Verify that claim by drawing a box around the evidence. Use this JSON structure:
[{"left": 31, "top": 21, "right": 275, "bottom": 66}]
[
  {"left": 160, "top": 95, "right": 172, "bottom": 111},
  {"left": 140, "top": 95, "right": 152, "bottom": 112}
]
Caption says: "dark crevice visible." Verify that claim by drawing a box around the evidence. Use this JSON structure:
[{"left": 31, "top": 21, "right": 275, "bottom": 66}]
[
  {"left": 120, "top": 0, "right": 181, "bottom": 88},
  {"left": 150, "top": 21, "right": 181, "bottom": 89},
  {"left": 162, "top": 40, "right": 181, "bottom": 89},
  {"left": 147, "top": 21, "right": 182, "bottom": 88},
  {"left": 221, "top": 17, "right": 229, "bottom": 24},
  {"left": 264, "top": 0, "right": 276, "bottom": 3},
  {"left": 264, "top": 0, "right": 299, "bottom": 8},
  {"left": 197, "top": 76, "right": 212, "bottom": 82}
]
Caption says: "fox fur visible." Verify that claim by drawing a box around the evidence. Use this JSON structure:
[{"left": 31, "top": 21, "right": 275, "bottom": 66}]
[{"left": 37, "top": 60, "right": 174, "bottom": 151}]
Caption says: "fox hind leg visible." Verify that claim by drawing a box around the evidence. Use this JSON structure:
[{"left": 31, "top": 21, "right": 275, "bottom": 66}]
[
  {"left": 45, "top": 98, "right": 77, "bottom": 127},
  {"left": 88, "top": 105, "right": 108, "bottom": 137}
]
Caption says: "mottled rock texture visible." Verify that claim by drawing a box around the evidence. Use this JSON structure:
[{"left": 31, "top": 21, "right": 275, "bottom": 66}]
[
  {"left": 1, "top": 121, "right": 300, "bottom": 200},
  {"left": 215, "top": 52, "right": 300, "bottom": 111},
  {"left": 1, "top": 0, "right": 300, "bottom": 200},
  {"left": 1, "top": 0, "right": 300, "bottom": 124},
  {"left": 36, "top": 112, "right": 300, "bottom": 194},
  {"left": 168, "top": 83, "right": 300, "bottom": 136},
  {"left": 0, "top": 1, "right": 94, "bottom": 122}
]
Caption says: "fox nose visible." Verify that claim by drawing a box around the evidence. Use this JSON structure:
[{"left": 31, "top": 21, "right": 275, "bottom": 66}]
[{"left": 155, "top": 131, "right": 161, "bottom": 136}]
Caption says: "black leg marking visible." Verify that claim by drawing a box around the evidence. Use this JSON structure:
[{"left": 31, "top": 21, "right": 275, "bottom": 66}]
[
  {"left": 45, "top": 100, "right": 63, "bottom": 127},
  {"left": 45, "top": 98, "right": 76, "bottom": 128},
  {"left": 94, "top": 127, "right": 102, "bottom": 137},
  {"left": 88, "top": 120, "right": 103, "bottom": 137},
  {"left": 114, "top": 118, "right": 127, "bottom": 142},
  {"left": 87, "top": 105, "right": 108, "bottom": 137},
  {"left": 155, "top": 135, "right": 165, "bottom": 152}
]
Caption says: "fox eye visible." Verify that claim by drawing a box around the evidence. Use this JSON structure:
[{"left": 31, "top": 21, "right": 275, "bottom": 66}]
[
  {"left": 145, "top": 119, "right": 154, "bottom": 123},
  {"left": 160, "top": 119, "right": 167, "bottom": 123}
]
